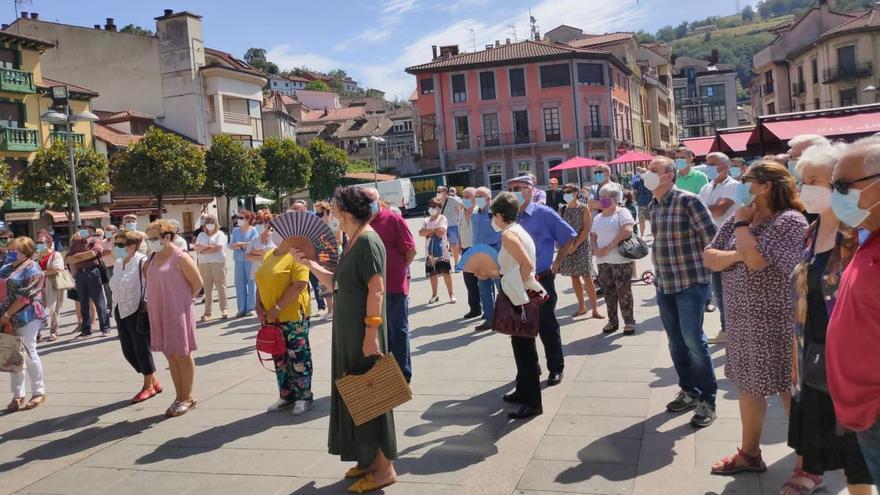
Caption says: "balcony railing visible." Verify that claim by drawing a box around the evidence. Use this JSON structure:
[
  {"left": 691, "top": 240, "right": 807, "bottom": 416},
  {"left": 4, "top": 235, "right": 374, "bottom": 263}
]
[
  {"left": 584, "top": 126, "right": 612, "bottom": 139},
  {"left": 0, "top": 67, "right": 35, "bottom": 93},
  {"left": 477, "top": 131, "right": 537, "bottom": 148},
  {"left": 0, "top": 127, "right": 39, "bottom": 151},
  {"left": 792, "top": 81, "right": 805, "bottom": 95},
  {"left": 223, "top": 111, "right": 251, "bottom": 126},
  {"left": 624, "top": 129, "right": 633, "bottom": 141},
  {"left": 822, "top": 62, "right": 873, "bottom": 84},
  {"left": 49, "top": 131, "right": 85, "bottom": 147}
]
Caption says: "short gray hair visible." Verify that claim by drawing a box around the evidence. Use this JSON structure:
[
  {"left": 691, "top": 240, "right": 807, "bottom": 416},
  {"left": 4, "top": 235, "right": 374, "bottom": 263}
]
[
  {"left": 462, "top": 187, "right": 476, "bottom": 196},
  {"left": 841, "top": 136, "right": 880, "bottom": 175},
  {"left": 595, "top": 164, "right": 611, "bottom": 175},
  {"left": 651, "top": 156, "right": 676, "bottom": 174},
  {"left": 599, "top": 183, "right": 622, "bottom": 202},
  {"left": 797, "top": 143, "right": 846, "bottom": 176},
  {"left": 476, "top": 186, "right": 491, "bottom": 197},
  {"left": 789, "top": 134, "right": 830, "bottom": 149},
  {"left": 706, "top": 152, "right": 731, "bottom": 166}
]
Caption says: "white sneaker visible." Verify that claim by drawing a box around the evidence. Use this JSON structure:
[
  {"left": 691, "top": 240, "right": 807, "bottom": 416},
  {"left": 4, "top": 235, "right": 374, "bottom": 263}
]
[
  {"left": 428, "top": 296, "right": 439, "bottom": 304},
  {"left": 449, "top": 295, "right": 457, "bottom": 304},
  {"left": 321, "top": 312, "right": 332, "bottom": 321},
  {"left": 267, "top": 398, "right": 294, "bottom": 412},
  {"left": 291, "top": 398, "right": 313, "bottom": 416}
]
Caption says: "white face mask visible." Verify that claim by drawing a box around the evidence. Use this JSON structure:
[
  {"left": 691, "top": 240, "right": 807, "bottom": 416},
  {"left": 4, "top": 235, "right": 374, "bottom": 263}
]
[
  {"left": 642, "top": 171, "right": 662, "bottom": 191},
  {"left": 491, "top": 217, "right": 504, "bottom": 232},
  {"left": 799, "top": 184, "right": 833, "bottom": 214},
  {"left": 238, "top": 219, "right": 246, "bottom": 227},
  {"left": 147, "top": 239, "right": 163, "bottom": 253},
  {"left": 428, "top": 207, "right": 439, "bottom": 216},
  {"left": 204, "top": 223, "right": 215, "bottom": 232}
]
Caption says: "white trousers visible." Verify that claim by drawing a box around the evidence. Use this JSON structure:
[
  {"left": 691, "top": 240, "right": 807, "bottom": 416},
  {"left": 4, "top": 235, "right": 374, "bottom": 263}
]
[{"left": 10, "top": 319, "right": 45, "bottom": 398}]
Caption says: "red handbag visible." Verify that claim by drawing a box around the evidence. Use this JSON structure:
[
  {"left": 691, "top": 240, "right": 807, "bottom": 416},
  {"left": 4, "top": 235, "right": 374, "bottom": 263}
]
[
  {"left": 256, "top": 323, "right": 286, "bottom": 371},
  {"left": 491, "top": 290, "right": 546, "bottom": 338}
]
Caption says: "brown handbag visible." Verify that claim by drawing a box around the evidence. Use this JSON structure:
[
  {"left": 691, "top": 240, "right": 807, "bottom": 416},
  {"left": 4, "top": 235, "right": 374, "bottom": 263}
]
[
  {"left": 491, "top": 289, "right": 545, "bottom": 338},
  {"left": 335, "top": 353, "right": 412, "bottom": 426}
]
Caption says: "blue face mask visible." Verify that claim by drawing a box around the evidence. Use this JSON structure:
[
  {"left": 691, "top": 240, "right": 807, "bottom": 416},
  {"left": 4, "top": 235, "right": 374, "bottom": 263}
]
[
  {"left": 475, "top": 197, "right": 487, "bottom": 209},
  {"left": 563, "top": 193, "right": 575, "bottom": 203},
  {"left": 104, "top": 231, "right": 113, "bottom": 239},
  {"left": 4, "top": 251, "right": 17, "bottom": 264},
  {"left": 254, "top": 224, "right": 265, "bottom": 235},
  {"left": 125, "top": 222, "right": 137, "bottom": 231},
  {"left": 462, "top": 198, "right": 473, "bottom": 209},
  {"left": 831, "top": 180, "right": 880, "bottom": 228},
  {"left": 705, "top": 165, "right": 719, "bottom": 181},
  {"left": 513, "top": 191, "right": 525, "bottom": 204},
  {"left": 113, "top": 246, "right": 127, "bottom": 259},
  {"left": 35, "top": 243, "right": 47, "bottom": 253},
  {"left": 788, "top": 160, "right": 799, "bottom": 178},
  {"left": 730, "top": 167, "right": 742, "bottom": 179},
  {"left": 857, "top": 228, "right": 871, "bottom": 245},
  {"left": 78, "top": 229, "right": 90, "bottom": 238},
  {"left": 594, "top": 173, "right": 605, "bottom": 183},
  {"left": 370, "top": 201, "right": 380, "bottom": 215},
  {"left": 737, "top": 182, "right": 756, "bottom": 206},
  {"left": 675, "top": 158, "right": 689, "bottom": 170}
]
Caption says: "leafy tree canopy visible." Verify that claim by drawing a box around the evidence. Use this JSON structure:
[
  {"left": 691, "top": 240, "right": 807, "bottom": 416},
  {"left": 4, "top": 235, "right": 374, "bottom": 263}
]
[
  {"left": 243, "top": 47, "right": 279, "bottom": 75},
  {"left": 120, "top": 24, "right": 154, "bottom": 36},
  {"left": 305, "top": 80, "right": 332, "bottom": 92},
  {"left": 205, "top": 135, "right": 265, "bottom": 223},
  {"left": 260, "top": 138, "right": 312, "bottom": 209},
  {"left": 307, "top": 139, "right": 349, "bottom": 201},
  {"left": 18, "top": 142, "right": 110, "bottom": 213}
]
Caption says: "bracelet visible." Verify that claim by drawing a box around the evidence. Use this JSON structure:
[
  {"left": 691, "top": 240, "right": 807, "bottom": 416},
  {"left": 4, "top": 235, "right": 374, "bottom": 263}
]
[
  {"left": 364, "top": 316, "right": 383, "bottom": 327},
  {"left": 733, "top": 221, "right": 751, "bottom": 230}
]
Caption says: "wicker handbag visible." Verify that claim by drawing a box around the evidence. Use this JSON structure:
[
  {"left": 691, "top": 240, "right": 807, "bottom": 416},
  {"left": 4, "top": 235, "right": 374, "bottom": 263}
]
[
  {"left": 335, "top": 354, "right": 411, "bottom": 426},
  {"left": 51, "top": 268, "right": 75, "bottom": 291},
  {"left": 0, "top": 332, "right": 25, "bottom": 373}
]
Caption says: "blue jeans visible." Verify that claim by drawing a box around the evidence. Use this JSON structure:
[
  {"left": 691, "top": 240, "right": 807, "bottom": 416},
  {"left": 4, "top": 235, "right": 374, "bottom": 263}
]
[
  {"left": 656, "top": 284, "right": 717, "bottom": 407},
  {"left": 234, "top": 260, "right": 255, "bottom": 314},
  {"left": 75, "top": 266, "right": 110, "bottom": 334},
  {"left": 857, "top": 419, "right": 880, "bottom": 490},
  {"left": 386, "top": 293, "right": 412, "bottom": 382},
  {"left": 478, "top": 278, "right": 498, "bottom": 324},
  {"left": 711, "top": 271, "right": 726, "bottom": 332},
  {"left": 309, "top": 273, "right": 325, "bottom": 311}
]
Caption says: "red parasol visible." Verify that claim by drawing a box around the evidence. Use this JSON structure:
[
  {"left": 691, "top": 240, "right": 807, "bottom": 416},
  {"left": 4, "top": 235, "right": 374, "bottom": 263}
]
[{"left": 548, "top": 156, "right": 605, "bottom": 171}]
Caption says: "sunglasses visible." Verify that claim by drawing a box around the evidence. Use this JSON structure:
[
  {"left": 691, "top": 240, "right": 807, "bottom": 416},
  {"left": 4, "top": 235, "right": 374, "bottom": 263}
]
[
  {"left": 114, "top": 243, "right": 126, "bottom": 248},
  {"left": 509, "top": 186, "right": 529, "bottom": 192},
  {"left": 832, "top": 172, "right": 880, "bottom": 195}
]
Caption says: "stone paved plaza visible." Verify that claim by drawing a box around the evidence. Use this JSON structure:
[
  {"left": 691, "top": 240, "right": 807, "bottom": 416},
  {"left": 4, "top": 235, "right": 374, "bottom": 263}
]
[{"left": 0, "top": 218, "right": 858, "bottom": 495}]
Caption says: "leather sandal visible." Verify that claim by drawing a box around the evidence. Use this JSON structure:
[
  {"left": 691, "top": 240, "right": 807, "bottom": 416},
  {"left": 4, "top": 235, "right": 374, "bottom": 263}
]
[
  {"left": 711, "top": 447, "right": 766, "bottom": 475},
  {"left": 167, "top": 398, "right": 197, "bottom": 417},
  {"left": 348, "top": 473, "right": 396, "bottom": 493},
  {"left": 344, "top": 466, "right": 371, "bottom": 479},
  {"left": 779, "top": 469, "right": 823, "bottom": 495},
  {"left": 25, "top": 395, "right": 46, "bottom": 410},
  {"left": 6, "top": 397, "right": 25, "bottom": 413}
]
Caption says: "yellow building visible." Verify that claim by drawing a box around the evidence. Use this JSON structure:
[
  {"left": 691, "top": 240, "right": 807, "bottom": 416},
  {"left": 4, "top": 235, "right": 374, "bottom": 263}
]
[{"left": 0, "top": 30, "right": 101, "bottom": 236}]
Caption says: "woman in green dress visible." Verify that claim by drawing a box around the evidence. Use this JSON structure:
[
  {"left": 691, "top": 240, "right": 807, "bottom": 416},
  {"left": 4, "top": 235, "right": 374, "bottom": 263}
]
[{"left": 294, "top": 185, "right": 397, "bottom": 494}]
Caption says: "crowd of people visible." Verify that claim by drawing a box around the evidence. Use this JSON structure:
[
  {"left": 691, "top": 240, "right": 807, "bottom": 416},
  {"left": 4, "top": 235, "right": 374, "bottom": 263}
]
[{"left": 2, "top": 132, "right": 880, "bottom": 493}]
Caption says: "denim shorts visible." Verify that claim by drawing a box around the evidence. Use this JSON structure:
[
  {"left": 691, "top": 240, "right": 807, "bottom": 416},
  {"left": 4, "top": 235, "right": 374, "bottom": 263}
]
[{"left": 447, "top": 225, "right": 460, "bottom": 246}]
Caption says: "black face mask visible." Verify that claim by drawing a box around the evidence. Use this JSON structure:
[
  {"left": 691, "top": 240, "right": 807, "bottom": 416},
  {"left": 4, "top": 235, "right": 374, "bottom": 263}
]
[{"left": 316, "top": 211, "right": 325, "bottom": 218}]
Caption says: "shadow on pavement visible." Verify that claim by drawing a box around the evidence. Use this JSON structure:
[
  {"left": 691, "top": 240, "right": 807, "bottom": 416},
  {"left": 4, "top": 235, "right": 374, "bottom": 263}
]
[{"left": 193, "top": 346, "right": 254, "bottom": 366}]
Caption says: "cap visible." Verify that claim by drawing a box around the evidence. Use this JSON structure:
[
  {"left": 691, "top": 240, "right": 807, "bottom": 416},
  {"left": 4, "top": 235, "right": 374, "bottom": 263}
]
[{"left": 506, "top": 175, "right": 534, "bottom": 186}]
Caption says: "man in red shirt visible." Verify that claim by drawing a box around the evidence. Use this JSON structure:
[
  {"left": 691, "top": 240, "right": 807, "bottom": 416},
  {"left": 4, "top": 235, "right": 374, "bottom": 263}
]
[
  {"left": 365, "top": 188, "right": 417, "bottom": 382},
  {"left": 827, "top": 137, "right": 880, "bottom": 487}
]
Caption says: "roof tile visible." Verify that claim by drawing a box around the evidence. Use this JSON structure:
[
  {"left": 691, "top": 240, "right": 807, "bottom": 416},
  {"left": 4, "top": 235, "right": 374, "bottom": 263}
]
[{"left": 568, "top": 32, "right": 634, "bottom": 48}]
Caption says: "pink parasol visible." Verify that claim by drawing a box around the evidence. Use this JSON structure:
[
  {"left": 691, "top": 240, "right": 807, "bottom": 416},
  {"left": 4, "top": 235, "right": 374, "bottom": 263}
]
[
  {"left": 548, "top": 156, "right": 605, "bottom": 171},
  {"left": 607, "top": 151, "right": 655, "bottom": 165}
]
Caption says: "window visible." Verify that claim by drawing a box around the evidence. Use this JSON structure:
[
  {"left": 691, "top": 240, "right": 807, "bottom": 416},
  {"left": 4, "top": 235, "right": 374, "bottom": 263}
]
[
  {"left": 539, "top": 64, "right": 571, "bottom": 88},
  {"left": 420, "top": 78, "right": 434, "bottom": 95},
  {"left": 0, "top": 48, "right": 17, "bottom": 69},
  {"left": 660, "top": 124, "right": 669, "bottom": 142},
  {"left": 454, "top": 115, "right": 470, "bottom": 149},
  {"left": 587, "top": 104, "right": 602, "bottom": 137},
  {"left": 479, "top": 71, "right": 496, "bottom": 100},
  {"left": 515, "top": 160, "right": 534, "bottom": 177},
  {"left": 543, "top": 107, "right": 561, "bottom": 142},
  {"left": 764, "top": 71, "right": 774, "bottom": 94},
  {"left": 482, "top": 113, "right": 499, "bottom": 146},
  {"left": 486, "top": 163, "right": 504, "bottom": 191},
  {"left": 0, "top": 101, "right": 23, "bottom": 127},
  {"left": 797, "top": 66, "right": 804, "bottom": 87},
  {"left": 421, "top": 114, "right": 437, "bottom": 141},
  {"left": 658, "top": 99, "right": 668, "bottom": 117},
  {"left": 840, "top": 88, "right": 857, "bottom": 107},
  {"left": 451, "top": 74, "right": 466, "bottom": 103},
  {"left": 577, "top": 63, "right": 604, "bottom": 85},
  {"left": 767, "top": 102, "right": 775, "bottom": 115},
  {"left": 838, "top": 45, "right": 856, "bottom": 71},
  {"left": 509, "top": 68, "right": 526, "bottom": 97},
  {"left": 700, "top": 84, "right": 725, "bottom": 101},
  {"left": 814, "top": 98, "right": 821, "bottom": 110},
  {"left": 248, "top": 99, "right": 261, "bottom": 117},
  {"left": 811, "top": 59, "right": 819, "bottom": 84},
  {"left": 513, "top": 110, "right": 530, "bottom": 144}
]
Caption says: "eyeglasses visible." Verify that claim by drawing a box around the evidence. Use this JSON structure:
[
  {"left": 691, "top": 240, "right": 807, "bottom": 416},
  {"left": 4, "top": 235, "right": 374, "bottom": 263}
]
[
  {"left": 509, "top": 186, "right": 529, "bottom": 192},
  {"left": 832, "top": 172, "right": 880, "bottom": 195},
  {"left": 114, "top": 243, "right": 126, "bottom": 248}
]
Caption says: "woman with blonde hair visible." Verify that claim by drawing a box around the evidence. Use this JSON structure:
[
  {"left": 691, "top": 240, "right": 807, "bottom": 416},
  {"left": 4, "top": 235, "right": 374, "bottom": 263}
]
[{"left": 145, "top": 219, "right": 203, "bottom": 417}]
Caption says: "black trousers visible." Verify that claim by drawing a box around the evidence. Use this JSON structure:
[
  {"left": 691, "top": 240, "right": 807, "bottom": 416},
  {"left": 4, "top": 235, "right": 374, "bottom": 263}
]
[
  {"left": 115, "top": 307, "right": 155, "bottom": 375},
  {"left": 462, "top": 270, "right": 481, "bottom": 315},
  {"left": 508, "top": 271, "right": 565, "bottom": 409}
]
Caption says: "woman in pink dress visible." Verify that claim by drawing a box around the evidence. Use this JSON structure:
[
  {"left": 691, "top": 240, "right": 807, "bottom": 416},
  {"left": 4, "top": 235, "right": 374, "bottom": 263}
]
[{"left": 144, "top": 220, "right": 203, "bottom": 417}]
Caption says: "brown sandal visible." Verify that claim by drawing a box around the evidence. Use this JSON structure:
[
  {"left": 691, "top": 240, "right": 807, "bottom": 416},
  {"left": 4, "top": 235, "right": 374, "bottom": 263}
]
[
  {"left": 167, "top": 398, "right": 197, "bottom": 417},
  {"left": 711, "top": 447, "right": 766, "bottom": 475},
  {"left": 25, "top": 395, "right": 46, "bottom": 410},
  {"left": 6, "top": 397, "right": 25, "bottom": 413}
]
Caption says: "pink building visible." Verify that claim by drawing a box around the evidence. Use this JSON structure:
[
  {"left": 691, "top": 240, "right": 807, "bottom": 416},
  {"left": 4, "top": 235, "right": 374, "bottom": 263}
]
[{"left": 406, "top": 40, "right": 631, "bottom": 190}]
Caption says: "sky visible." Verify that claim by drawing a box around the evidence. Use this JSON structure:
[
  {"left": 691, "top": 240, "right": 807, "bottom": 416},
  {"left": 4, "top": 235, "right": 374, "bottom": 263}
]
[{"left": 7, "top": 0, "right": 755, "bottom": 99}]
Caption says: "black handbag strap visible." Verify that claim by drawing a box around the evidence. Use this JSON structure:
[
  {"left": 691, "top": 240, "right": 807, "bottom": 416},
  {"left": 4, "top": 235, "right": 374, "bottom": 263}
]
[{"left": 138, "top": 257, "right": 146, "bottom": 306}]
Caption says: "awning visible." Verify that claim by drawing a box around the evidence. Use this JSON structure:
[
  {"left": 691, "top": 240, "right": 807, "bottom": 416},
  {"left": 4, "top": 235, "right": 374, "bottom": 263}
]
[
  {"left": 46, "top": 208, "right": 110, "bottom": 224},
  {"left": 255, "top": 196, "right": 275, "bottom": 205},
  {"left": 680, "top": 137, "right": 716, "bottom": 158},
  {"left": 108, "top": 208, "right": 166, "bottom": 217},
  {"left": 718, "top": 131, "right": 753, "bottom": 153},
  {"left": 751, "top": 110, "right": 880, "bottom": 145},
  {"left": 548, "top": 156, "right": 605, "bottom": 171},
  {"left": 607, "top": 151, "right": 655, "bottom": 165}
]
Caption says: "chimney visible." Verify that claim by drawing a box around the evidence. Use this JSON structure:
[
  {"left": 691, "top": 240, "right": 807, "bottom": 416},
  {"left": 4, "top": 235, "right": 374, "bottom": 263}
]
[
  {"left": 20, "top": 12, "right": 28, "bottom": 19},
  {"left": 163, "top": 9, "right": 174, "bottom": 16},
  {"left": 485, "top": 44, "right": 493, "bottom": 50},
  {"left": 1, "top": 24, "right": 8, "bottom": 30},
  {"left": 494, "top": 40, "right": 500, "bottom": 47},
  {"left": 505, "top": 38, "right": 511, "bottom": 44},
  {"left": 29, "top": 13, "right": 38, "bottom": 20},
  {"left": 94, "top": 24, "right": 102, "bottom": 30},
  {"left": 104, "top": 17, "right": 116, "bottom": 31},
  {"left": 431, "top": 45, "right": 438, "bottom": 60},
  {"left": 322, "top": 107, "right": 329, "bottom": 117},
  {"left": 709, "top": 49, "right": 719, "bottom": 65}
]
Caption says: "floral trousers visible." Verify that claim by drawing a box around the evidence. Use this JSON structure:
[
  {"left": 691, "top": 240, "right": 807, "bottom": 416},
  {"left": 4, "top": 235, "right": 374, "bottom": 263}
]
[
  {"left": 597, "top": 263, "right": 635, "bottom": 326},
  {"left": 273, "top": 319, "right": 313, "bottom": 401}
]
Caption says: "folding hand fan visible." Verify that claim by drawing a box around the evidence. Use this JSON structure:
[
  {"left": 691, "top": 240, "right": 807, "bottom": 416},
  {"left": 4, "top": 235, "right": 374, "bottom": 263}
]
[
  {"left": 456, "top": 244, "right": 500, "bottom": 274},
  {"left": 270, "top": 212, "right": 340, "bottom": 269}
]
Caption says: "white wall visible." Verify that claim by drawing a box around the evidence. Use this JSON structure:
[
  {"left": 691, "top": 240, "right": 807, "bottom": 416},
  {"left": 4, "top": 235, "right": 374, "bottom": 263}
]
[{"left": 295, "top": 90, "right": 339, "bottom": 109}]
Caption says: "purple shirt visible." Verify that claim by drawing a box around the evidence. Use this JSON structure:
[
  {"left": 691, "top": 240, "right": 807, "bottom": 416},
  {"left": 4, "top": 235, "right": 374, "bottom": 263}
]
[
  {"left": 370, "top": 209, "right": 416, "bottom": 295},
  {"left": 516, "top": 201, "right": 577, "bottom": 273}
]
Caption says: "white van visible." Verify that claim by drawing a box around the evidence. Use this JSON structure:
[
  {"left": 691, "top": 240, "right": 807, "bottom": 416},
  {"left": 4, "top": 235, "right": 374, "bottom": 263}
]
[{"left": 375, "top": 179, "right": 417, "bottom": 215}]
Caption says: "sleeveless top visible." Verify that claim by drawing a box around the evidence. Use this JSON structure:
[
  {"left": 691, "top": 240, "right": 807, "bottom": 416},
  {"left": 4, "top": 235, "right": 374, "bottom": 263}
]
[{"left": 147, "top": 247, "right": 197, "bottom": 356}]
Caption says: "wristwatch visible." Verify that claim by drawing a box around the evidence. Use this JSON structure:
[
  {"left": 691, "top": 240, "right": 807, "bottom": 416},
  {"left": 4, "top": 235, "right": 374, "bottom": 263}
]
[{"left": 733, "top": 221, "right": 751, "bottom": 229}]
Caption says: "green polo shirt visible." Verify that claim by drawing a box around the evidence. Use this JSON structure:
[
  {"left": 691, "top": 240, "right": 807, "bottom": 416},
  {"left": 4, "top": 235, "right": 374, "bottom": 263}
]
[{"left": 675, "top": 169, "right": 709, "bottom": 195}]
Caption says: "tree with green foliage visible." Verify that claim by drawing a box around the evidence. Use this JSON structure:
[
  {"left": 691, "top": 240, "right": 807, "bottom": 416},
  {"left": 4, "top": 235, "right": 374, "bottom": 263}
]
[
  {"left": 113, "top": 127, "right": 205, "bottom": 218},
  {"left": 0, "top": 162, "right": 14, "bottom": 203},
  {"left": 305, "top": 80, "right": 332, "bottom": 92},
  {"left": 205, "top": 135, "right": 265, "bottom": 227},
  {"left": 307, "top": 139, "right": 349, "bottom": 201},
  {"left": 243, "top": 47, "right": 279, "bottom": 75},
  {"left": 18, "top": 142, "right": 111, "bottom": 228},
  {"left": 120, "top": 24, "right": 154, "bottom": 36},
  {"left": 656, "top": 25, "right": 676, "bottom": 42},
  {"left": 260, "top": 138, "right": 312, "bottom": 211},
  {"left": 635, "top": 30, "right": 657, "bottom": 43},
  {"left": 327, "top": 69, "right": 349, "bottom": 80},
  {"left": 674, "top": 20, "right": 690, "bottom": 39},
  {"left": 741, "top": 5, "right": 755, "bottom": 22}
]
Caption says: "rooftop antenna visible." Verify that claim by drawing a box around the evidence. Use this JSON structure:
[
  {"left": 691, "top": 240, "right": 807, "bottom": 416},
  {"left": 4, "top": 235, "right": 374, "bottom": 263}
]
[
  {"left": 507, "top": 23, "right": 517, "bottom": 41},
  {"left": 468, "top": 27, "right": 476, "bottom": 51},
  {"left": 13, "top": 0, "right": 32, "bottom": 32}
]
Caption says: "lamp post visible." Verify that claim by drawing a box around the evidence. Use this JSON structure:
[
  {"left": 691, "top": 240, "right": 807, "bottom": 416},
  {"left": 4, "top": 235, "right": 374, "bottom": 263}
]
[
  {"left": 865, "top": 85, "right": 879, "bottom": 103},
  {"left": 360, "top": 135, "right": 386, "bottom": 187},
  {"left": 40, "top": 86, "right": 99, "bottom": 230}
]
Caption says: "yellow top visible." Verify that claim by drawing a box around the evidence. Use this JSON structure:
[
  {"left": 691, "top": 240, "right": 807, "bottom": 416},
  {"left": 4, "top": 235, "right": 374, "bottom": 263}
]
[{"left": 254, "top": 248, "right": 311, "bottom": 322}]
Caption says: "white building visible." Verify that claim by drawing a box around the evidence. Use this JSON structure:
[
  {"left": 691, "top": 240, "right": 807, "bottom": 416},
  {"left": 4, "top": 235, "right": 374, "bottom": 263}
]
[{"left": 268, "top": 75, "right": 309, "bottom": 96}]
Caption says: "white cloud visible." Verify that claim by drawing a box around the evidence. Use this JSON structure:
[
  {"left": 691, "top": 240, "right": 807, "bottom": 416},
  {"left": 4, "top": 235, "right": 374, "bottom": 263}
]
[
  {"left": 382, "top": 0, "right": 418, "bottom": 14},
  {"left": 266, "top": 44, "right": 342, "bottom": 73}
]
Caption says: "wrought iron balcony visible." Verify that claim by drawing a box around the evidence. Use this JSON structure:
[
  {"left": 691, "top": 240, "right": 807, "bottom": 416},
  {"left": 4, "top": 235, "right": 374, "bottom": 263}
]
[
  {"left": 0, "top": 127, "right": 39, "bottom": 151},
  {"left": 0, "top": 67, "right": 35, "bottom": 93},
  {"left": 584, "top": 126, "right": 612, "bottom": 139},
  {"left": 477, "top": 131, "right": 537, "bottom": 148},
  {"left": 49, "top": 131, "right": 85, "bottom": 147},
  {"left": 792, "top": 81, "right": 805, "bottom": 95},
  {"left": 822, "top": 63, "right": 873, "bottom": 84}
]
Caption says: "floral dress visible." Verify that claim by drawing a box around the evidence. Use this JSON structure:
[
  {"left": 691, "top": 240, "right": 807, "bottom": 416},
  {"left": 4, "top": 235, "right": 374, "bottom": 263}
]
[{"left": 559, "top": 203, "right": 595, "bottom": 277}]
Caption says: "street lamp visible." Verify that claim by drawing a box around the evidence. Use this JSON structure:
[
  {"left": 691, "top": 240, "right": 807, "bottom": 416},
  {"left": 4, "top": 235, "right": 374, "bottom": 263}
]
[
  {"left": 864, "top": 85, "right": 879, "bottom": 103},
  {"left": 40, "top": 86, "right": 99, "bottom": 230},
  {"left": 359, "top": 135, "right": 386, "bottom": 187}
]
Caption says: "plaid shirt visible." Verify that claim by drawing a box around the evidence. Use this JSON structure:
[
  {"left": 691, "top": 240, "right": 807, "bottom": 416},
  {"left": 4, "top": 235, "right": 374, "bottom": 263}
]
[{"left": 650, "top": 187, "right": 717, "bottom": 293}]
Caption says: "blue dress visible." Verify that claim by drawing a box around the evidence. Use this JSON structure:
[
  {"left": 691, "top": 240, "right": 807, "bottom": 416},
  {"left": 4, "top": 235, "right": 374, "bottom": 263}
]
[{"left": 230, "top": 226, "right": 258, "bottom": 314}]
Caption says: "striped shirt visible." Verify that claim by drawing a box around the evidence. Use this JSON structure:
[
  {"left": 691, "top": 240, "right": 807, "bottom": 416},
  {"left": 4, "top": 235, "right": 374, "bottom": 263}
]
[{"left": 650, "top": 187, "right": 717, "bottom": 293}]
